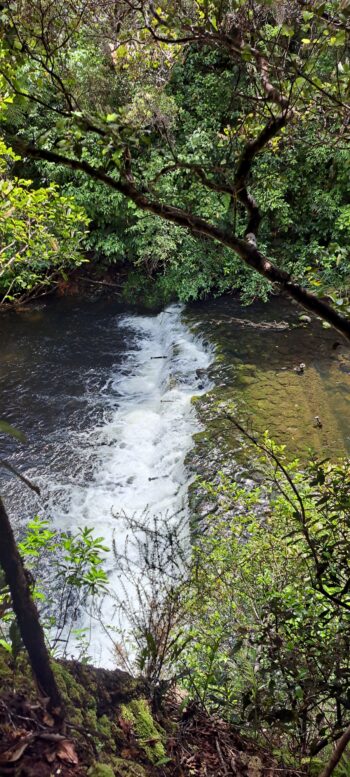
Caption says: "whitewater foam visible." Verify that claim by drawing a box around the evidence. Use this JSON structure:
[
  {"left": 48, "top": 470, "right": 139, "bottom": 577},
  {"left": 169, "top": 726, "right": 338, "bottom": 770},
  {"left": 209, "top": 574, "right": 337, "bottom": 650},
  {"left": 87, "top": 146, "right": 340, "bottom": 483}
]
[{"left": 48, "top": 304, "right": 212, "bottom": 665}]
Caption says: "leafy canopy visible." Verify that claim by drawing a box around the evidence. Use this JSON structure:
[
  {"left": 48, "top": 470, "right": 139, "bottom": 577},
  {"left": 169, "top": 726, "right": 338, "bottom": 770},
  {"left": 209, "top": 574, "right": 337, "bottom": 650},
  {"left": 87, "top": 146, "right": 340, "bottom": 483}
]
[
  {"left": 0, "top": 139, "right": 89, "bottom": 301},
  {"left": 0, "top": 1, "right": 349, "bottom": 332}
]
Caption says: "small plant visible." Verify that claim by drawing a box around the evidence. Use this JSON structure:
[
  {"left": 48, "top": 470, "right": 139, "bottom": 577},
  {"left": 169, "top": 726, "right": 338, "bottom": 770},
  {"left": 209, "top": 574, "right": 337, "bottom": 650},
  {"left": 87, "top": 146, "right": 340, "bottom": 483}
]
[
  {"left": 105, "top": 510, "right": 192, "bottom": 696},
  {"left": 2, "top": 516, "right": 110, "bottom": 660}
]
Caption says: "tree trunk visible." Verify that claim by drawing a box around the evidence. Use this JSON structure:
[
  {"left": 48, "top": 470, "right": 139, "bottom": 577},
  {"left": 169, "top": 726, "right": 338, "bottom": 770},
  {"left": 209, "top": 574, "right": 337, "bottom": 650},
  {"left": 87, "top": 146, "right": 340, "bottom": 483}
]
[
  {"left": 0, "top": 496, "right": 64, "bottom": 720},
  {"left": 318, "top": 725, "right": 350, "bottom": 777}
]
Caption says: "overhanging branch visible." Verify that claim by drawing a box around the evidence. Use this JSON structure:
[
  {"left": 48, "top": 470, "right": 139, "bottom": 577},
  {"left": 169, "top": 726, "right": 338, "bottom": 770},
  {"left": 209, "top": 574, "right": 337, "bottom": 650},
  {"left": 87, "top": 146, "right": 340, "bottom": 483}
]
[{"left": 9, "top": 136, "right": 350, "bottom": 343}]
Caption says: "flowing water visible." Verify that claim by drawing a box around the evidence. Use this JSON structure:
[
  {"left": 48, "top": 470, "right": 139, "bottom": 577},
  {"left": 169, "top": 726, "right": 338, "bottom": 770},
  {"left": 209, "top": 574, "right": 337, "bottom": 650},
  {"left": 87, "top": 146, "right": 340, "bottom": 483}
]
[
  {"left": 1, "top": 295, "right": 350, "bottom": 665},
  {"left": 0, "top": 300, "right": 212, "bottom": 664}
]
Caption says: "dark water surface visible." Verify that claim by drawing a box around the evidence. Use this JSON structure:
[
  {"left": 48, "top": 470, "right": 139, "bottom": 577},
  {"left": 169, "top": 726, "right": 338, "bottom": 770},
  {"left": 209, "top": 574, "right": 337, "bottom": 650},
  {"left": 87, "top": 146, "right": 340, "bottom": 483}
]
[
  {"left": 0, "top": 299, "right": 137, "bottom": 522},
  {"left": 0, "top": 298, "right": 211, "bottom": 531}
]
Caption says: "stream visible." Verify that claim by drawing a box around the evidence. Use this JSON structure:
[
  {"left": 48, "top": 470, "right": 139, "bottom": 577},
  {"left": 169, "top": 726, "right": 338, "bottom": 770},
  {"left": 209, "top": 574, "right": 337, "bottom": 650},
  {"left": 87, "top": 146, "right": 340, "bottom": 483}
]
[{"left": 1, "top": 294, "right": 350, "bottom": 665}]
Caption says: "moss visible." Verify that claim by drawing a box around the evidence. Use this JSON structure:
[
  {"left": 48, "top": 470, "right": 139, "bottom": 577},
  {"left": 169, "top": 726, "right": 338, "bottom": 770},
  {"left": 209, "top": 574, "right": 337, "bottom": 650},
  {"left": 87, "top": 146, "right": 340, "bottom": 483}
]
[
  {"left": 53, "top": 663, "right": 122, "bottom": 752},
  {"left": 0, "top": 647, "right": 13, "bottom": 683},
  {"left": 120, "top": 700, "right": 166, "bottom": 764},
  {"left": 0, "top": 649, "right": 163, "bottom": 774},
  {"left": 54, "top": 662, "right": 93, "bottom": 709},
  {"left": 0, "top": 648, "right": 36, "bottom": 696},
  {"left": 88, "top": 759, "right": 147, "bottom": 777},
  {"left": 87, "top": 765, "right": 115, "bottom": 777},
  {"left": 89, "top": 710, "right": 117, "bottom": 751},
  {"left": 53, "top": 661, "right": 94, "bottom": 730},
  {"left": 113, "top": 758, "right": 147, "bottom": 776}
]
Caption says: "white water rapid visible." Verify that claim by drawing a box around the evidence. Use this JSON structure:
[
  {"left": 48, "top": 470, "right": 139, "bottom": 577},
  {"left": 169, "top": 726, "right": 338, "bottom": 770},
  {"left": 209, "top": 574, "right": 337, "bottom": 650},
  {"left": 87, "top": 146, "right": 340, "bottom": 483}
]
[{"left": 48, "top": 304, "right": 212, "bottom": 666}]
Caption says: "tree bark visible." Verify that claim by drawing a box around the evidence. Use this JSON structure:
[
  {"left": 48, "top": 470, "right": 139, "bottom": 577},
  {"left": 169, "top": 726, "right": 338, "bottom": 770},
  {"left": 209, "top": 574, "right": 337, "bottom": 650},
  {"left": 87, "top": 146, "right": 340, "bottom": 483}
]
[
  {"left": 0, "top": 496, "right": 64, "bottom": 720},
  {"left": 318, "top": 724, "right": 350, "bottom": 777}
]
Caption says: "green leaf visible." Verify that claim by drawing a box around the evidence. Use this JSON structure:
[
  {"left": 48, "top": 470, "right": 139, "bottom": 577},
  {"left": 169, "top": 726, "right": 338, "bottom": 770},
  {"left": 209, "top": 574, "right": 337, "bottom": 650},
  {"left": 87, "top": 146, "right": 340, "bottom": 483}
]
[
  {"left": 281, "top": 24, "right": 294, "bottom": 37},
  {"left": 0, "top": 420, "right": 26, "bottom": 443},
  {"left": 0, "top": 639, "right": 11, "bottom": 653}
]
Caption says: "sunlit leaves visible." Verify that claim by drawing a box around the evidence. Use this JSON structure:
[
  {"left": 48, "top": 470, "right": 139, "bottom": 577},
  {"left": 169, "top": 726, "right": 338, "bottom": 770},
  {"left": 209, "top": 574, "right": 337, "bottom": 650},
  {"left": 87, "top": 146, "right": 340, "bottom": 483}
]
[
  {"left": 176, "top": 446, "right": 350, "bottom": 760},
  {"left": 0, "top": 137, "right": 89, "bottom": 302}
]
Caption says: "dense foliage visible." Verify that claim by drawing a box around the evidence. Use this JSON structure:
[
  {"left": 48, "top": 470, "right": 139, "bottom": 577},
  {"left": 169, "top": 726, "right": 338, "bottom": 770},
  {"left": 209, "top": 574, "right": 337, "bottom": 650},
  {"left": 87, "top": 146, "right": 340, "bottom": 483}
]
[
  {"left": 0, "top": 134, "right": 88, "bottom": 301},
  {"left": 118, "top": 439, "right": 350, "bottom": 771},
  {"left": 0, "top": 0, "right": 349, "bottom": 321},
  {"left": 178, "top": 443, "right": 350, "bottom": 766}
]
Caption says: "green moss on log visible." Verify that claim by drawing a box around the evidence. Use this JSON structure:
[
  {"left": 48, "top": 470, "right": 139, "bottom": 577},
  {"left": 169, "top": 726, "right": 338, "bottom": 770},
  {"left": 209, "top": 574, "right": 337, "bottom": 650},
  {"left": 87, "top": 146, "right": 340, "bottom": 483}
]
[{"left": 120, "top": 700, "right": 166, "bottom": 764}]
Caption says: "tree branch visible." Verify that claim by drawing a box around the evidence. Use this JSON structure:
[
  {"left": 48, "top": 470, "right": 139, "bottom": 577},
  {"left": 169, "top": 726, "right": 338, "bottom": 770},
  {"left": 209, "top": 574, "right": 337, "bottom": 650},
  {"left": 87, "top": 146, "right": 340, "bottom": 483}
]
[
  {"left": 234, "top": 113, "right": 288, "bottom": 242},
  {"left": 318, "top": 724, "right": 350, "bottom": 777},
  {"left": 0, "top": 497, "right": 64, "bottom": 720},
  {"left": 153, "top": 162, "right": 235, "bottom": 196},
  {"left": 8, "top": 136, "right": 350, "bottom": 343}
]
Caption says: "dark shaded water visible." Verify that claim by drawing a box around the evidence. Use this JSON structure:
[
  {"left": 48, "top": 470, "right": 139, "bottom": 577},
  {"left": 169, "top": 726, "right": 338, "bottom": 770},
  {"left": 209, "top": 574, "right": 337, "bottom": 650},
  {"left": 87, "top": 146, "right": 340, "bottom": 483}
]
[
  {"left": 0, "top": 299, "right": 138, "bottom": 522},
  {"left": 0, "top": 298, "right": 211, "bottom": 528}
]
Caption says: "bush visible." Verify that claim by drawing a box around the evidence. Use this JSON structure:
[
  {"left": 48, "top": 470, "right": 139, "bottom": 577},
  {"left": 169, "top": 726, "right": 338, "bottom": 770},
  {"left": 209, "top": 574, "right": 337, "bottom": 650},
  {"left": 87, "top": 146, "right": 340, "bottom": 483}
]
[{"left": 174, "top": 435, "right": 350, "bottom": 766}]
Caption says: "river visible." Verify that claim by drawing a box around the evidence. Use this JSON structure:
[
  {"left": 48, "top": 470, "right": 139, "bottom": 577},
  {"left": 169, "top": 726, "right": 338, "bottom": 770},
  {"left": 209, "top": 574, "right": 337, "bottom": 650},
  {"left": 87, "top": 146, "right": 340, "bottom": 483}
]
[{"left": 1, "top": 294, "right": 350, "bottom": 665}]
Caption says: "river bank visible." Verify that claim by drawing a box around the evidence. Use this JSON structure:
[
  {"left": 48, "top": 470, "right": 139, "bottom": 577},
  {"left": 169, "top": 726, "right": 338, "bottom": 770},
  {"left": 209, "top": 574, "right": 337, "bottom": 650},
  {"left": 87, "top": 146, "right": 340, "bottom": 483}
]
[
  {"left": 0, "top": 647, "right": 296, "bottom": 777},
  {"left": 184, "top": 295, "right": 350, "bottom": 519}
]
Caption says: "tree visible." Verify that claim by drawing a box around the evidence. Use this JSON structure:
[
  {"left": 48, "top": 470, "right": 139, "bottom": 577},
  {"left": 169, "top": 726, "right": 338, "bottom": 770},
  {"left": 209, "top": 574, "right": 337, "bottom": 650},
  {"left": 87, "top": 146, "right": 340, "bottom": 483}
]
[
  {"left": 0, "top": 496, "right": 64, "bottom": 718},
  {"left": 0, "top": 139, "right": 89, "bottom": 303},
  {"left": 0, "top": 1, "right": 349, "bottom": 332}
]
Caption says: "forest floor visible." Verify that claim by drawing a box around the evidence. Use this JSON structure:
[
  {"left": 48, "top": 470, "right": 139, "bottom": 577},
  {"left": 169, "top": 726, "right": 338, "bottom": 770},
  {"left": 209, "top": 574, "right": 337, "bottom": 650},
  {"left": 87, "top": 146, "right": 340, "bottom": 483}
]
[{"left": 0, "top": 649, "right": 298, "bottom": 777}]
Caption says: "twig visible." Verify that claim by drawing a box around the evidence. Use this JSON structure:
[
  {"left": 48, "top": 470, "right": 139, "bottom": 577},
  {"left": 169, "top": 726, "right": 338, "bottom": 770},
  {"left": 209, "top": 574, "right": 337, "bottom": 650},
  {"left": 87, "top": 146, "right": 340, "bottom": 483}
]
[
  {"left": 0, "top": 460, "right": 40, "bottom": 496},
  {"left": 215, "top": 737, "right": 229, "bottom": 775}
]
